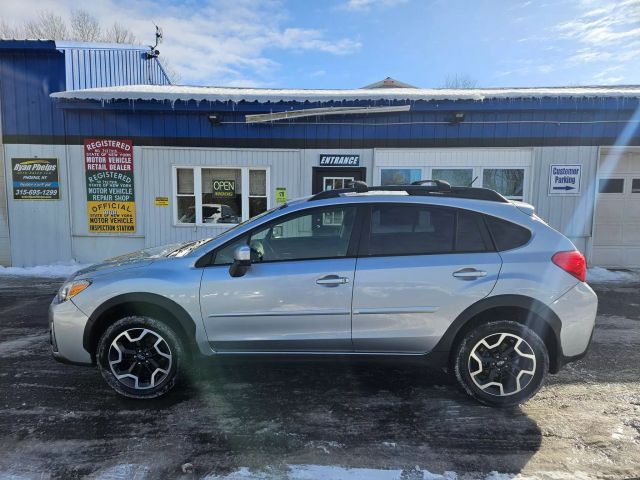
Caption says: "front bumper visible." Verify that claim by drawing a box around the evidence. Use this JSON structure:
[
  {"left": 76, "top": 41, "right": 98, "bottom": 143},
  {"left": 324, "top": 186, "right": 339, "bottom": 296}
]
[
  {"left": 550, "top": 281, "right": 598, "bottom": 361},
  {"left": 49, "top": 298, "right": 94, "bottom": 366}
]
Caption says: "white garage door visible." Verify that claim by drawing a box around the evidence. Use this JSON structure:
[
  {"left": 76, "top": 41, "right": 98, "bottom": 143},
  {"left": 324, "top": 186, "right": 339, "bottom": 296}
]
[{"left": 592, "top": 148, "right": 640, "bottom": 267}]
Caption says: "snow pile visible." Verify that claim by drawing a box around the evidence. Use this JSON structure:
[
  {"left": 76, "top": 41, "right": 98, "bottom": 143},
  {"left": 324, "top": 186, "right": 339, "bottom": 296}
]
[
  {"left": 587, "top": 267, "right": 640, "bottom": 283},
  {"left": 0, "top": 261, "right": 89, "bottom": 278},
  {"left": 51, "top": 84, "right": 640, "bottom": 104}
]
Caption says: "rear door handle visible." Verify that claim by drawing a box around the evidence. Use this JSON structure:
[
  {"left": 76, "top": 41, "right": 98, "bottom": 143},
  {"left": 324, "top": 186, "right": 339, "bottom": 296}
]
[
  {"left": 316, "top": 275, "right": 350, "bottom": 287},
  {"left": 452, "top": 268, "right": 487, "bottom": 280}
]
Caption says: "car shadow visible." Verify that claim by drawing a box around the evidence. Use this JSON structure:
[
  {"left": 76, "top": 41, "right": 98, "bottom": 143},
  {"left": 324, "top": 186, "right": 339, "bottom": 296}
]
[{"left": 147, "top": 359, "right": 544, "bottom": 476}]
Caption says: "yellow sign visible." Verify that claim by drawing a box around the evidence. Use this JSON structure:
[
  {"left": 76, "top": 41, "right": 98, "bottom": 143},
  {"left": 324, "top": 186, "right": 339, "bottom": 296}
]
[
  {"left": 275, "top": 187, "right": 287, "bottom": 204},
  {"left": 87, "top": 201, "right": 136, "bottom": 233},
  {"left": 155, "top": 196, "right": 169, "bottom": 206}
]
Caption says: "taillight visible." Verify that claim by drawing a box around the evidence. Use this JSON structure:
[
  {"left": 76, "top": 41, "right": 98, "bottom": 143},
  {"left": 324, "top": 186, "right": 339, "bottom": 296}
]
[{"left": 552, "top": 250, "right": 586, "bottom": 282}]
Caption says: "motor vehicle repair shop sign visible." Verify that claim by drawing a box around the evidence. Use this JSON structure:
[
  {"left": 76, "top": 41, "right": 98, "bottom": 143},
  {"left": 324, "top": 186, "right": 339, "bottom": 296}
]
[
  {"left": 11, "top": 158, "right": 60, "bottom": 200},
  {"left": 84, "top": 139, "right": 136, "bottom": 233}
]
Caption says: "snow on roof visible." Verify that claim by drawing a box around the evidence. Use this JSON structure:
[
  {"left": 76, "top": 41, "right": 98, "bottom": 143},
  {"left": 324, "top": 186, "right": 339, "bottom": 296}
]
[{"left": 50, "top": 83, "right": 640, "bottom": 104}]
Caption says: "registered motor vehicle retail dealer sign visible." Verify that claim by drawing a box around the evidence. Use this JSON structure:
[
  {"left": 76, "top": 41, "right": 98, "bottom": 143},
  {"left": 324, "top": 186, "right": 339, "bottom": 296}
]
[
  {"left": 84, "top": 139, "right": 136, "bottom": 233},
  {"left": 11, "top": 158, "right": 60, "bottom": 200},
  {"left": 548, "top": 164, "right": 581, "bottom": 195}
]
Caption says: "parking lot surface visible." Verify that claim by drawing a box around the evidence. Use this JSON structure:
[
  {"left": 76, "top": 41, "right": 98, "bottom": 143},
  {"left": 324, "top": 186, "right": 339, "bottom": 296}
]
[{"left": 0, "top": 276, "right": 639, "bottom": 479}]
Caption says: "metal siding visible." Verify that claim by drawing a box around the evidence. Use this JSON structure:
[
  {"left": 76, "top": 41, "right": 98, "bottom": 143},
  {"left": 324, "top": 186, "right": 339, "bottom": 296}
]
[
  {"left": 4, "top": 144, "right": 72, "bottom": 266},
  {"left": 60, "top": 46, "right": 170, "bottom": 90},
  {"left": 0, "top": 94, "right": 10, "bottom": 265},
  {"left": 531, "top": 146, "right": 598, "bottom": 241},
  {"left": 40, "top": 100, "right": 640, "bottom": 148},
  {"left": 141, "top": 147, "right": 302, "bottom": 248}
]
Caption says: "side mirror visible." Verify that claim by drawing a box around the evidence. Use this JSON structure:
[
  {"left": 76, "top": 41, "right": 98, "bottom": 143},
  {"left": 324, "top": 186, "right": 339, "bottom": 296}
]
[{"left": 229, "top": 245, "right": 251, "bottom": 277}]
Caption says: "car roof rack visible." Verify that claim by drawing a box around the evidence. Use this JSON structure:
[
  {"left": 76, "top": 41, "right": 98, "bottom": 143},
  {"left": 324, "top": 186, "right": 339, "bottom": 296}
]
[{"left": 307, "top": 179, "right": 509, "bottom": 203}]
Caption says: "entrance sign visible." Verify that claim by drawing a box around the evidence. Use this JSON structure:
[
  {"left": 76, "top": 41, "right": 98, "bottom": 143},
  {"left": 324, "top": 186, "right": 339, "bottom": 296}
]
[
  {"left": 548, "top": 164, "right": 581, "bottom": 196},
  {"left": 319, "top": 154, "right": 360, "bottom": 167},
  {"left": 84, "top": 139, "right": 136, "bottom": 233},
  {"left": 12, "top": 158, "right": 60, "bottom": 200}
]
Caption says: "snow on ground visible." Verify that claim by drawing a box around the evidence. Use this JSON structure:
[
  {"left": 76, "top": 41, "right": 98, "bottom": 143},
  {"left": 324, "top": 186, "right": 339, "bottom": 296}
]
[
  {"left": 587, "top": 267, "right": 640, "bottom": 283},
  {"left": 0, "top": 262, "right": 89, "bottom": 278},
  {"left": 0, "top": 332, "right": 48, "bottom": 358},
  {"left": 201, "top": 465, "right": 593, "bottom": 480},
  {"left": 204, "top": 465, "right": 460, "bottom": 480}
]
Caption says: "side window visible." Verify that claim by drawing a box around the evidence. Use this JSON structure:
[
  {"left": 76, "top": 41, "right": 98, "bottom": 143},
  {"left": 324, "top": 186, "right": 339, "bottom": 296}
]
[
  {"left": 485, "top": 216, "right": 531, "bottom": 251},
  {"left": 367, "top": 205, "right": 455, "bottom": 256},
  {"left": 212, "top": 234, "right": 249, "bottom": 265},
  {"left": 456, "top": 210, "right": 492, "bottom": 252},
  {"left": 249, "top": 206, "right": 357, "bottom": 262}
]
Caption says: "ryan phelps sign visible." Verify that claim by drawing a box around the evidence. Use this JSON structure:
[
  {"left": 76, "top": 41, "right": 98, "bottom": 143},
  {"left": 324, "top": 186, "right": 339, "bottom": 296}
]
[
  {"left": 12, "top": 158, "right": 60, "bottom": 200},
  {"left": 84, "top": 139, "right": 136, "bottom": 233}
]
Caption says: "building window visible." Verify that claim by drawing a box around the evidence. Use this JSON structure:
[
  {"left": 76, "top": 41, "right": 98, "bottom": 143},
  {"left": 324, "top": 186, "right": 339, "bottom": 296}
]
[
  {"left": 632, "top": 179, "right": 640, "bottom": 193},
  {"left": 381, "top": 168, "right": 422, "bottom": 185},
  {"left": 482, "top": 168, "right": 525, "bottom": 200},
  {"left": 432, "top": 168, "right": 473, "bottom": 187},
  {"left": 176, "top": 168, "right": 196, "bottom": 224},
  {"left": 175, "top": 166, "right": 268, "bottom": 225},
  {"left": 598, "top": 178, "right": 624, "bottom": 194}
]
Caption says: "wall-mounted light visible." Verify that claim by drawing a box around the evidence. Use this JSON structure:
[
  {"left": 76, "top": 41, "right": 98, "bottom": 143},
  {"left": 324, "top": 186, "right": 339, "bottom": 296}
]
[
  {"left": 449, "top": 112, "right": 465, "bottom": 125},
  {"left": 208, "top": 114, "right": 222, "bottom": 125}
]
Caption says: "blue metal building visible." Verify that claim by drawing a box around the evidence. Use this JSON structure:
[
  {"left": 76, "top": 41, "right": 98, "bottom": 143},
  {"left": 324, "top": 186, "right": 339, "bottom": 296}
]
[{"left": 1, "top": 40, "right": 639, "bottom": 267}]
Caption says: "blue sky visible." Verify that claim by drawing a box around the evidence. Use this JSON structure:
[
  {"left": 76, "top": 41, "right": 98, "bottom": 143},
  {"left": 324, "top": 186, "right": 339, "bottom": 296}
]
[{"left": 3, "top": 0, "right": 639, "bottom": 88}]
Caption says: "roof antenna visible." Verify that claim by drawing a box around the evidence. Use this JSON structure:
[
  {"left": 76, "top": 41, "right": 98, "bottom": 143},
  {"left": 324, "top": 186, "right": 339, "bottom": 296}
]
[
  {"left": 146, "top": 24, "right": 163, "bottom": 58},
  {"left": 468, "top": 176, "right": 478, "bottom": 187}
]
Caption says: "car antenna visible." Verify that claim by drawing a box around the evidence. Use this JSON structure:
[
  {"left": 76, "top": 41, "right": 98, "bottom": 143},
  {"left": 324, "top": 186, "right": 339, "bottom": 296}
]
[{"left": 468, "top": 176, "right": 478, "bottom": 187}]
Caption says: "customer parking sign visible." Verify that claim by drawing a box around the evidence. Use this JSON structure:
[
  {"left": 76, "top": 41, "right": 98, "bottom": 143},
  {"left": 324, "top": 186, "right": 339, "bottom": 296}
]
[{"left": 548, "top": 164, "right": 581, "bottom": 196}]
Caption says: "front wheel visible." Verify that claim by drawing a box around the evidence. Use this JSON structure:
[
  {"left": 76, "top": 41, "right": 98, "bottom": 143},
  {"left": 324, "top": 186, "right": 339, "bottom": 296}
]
[
  {"left": 453, "top": 320, "right": 549, "bottom": 407},
  {"left": 97, "top": 316, "right": 183, "bottom": 399}
]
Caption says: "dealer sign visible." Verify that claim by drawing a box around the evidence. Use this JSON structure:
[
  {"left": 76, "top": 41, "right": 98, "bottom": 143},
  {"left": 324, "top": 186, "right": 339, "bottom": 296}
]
[
  {"left": 548, "top": 164, "right": 582, "bottom": 196},
  {"left": 319, "top": 154, "right": 360, "bottom": 167},
  {"left": 12, "top": 158, "right": 60, "bottom": 200}
]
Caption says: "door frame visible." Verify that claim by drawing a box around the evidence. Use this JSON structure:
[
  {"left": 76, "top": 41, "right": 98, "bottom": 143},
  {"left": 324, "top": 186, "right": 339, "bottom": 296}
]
[{"left": 312, "top": 167, "right": 366, "bottom": 194}]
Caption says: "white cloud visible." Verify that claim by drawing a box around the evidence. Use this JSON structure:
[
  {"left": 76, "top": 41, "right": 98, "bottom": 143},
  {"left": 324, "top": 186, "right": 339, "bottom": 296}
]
[
  {"left": 341, "top": 0, "right": 408, "bottom": 12},
  {"left": 0, "top": 0, "right": 361, "bottom": 86},
  {"left": 555, "top": 0, "right": 640, "bottom": 47}
]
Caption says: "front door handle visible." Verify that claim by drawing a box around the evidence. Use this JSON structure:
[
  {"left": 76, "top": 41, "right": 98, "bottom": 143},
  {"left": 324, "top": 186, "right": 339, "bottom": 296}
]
[
  {"left": 316, "top": 275, "right": 350, "bottom": 287},
  {"left": 452, "top": 268, "right": 487, "bottom": 280}
]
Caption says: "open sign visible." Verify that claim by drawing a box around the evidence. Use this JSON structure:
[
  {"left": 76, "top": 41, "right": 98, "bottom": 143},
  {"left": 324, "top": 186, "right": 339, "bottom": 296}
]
[{"left": 212, "top": 179, "right": 236, "bottom": 198}]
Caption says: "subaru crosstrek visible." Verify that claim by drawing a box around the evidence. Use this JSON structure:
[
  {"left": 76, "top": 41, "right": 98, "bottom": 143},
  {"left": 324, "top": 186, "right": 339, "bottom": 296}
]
[{"left": 50, "top": 181, "right": 597, "bottom": 407}]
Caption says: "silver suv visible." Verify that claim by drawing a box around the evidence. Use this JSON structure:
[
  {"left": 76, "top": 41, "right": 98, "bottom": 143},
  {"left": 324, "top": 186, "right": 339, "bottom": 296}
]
[{"left": 50, "top": 181, "right": 597, "bottom": 407}]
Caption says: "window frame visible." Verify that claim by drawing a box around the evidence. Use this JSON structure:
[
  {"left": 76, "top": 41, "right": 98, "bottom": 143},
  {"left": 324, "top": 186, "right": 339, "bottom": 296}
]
[
  {"left": 358, "top": 203, "right": 496, "bottom": 258},
  {"left": 375, "top": 166, "right": 531, "bottom": 202},
  {"left": 480, "top": 167, "right": 527, "bottom": 201},
  {"left": 172, "top": 166, "right": 270, "bottom": 227},
  {"left": 430, "top": 167, "right": 475, "bottom": 187},
  {"left": 207, "top": 204, "right": 366, "bottom": 266}
]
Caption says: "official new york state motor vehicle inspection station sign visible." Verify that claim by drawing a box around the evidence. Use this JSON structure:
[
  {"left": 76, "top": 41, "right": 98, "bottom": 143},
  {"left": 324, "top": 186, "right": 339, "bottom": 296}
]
[{"left": 84, "top": 139, "right": 136, "bottom": 233}]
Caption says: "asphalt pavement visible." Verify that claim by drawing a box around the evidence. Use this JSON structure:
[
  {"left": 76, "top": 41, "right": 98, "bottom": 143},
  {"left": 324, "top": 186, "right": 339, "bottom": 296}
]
[{"left": 0, "top": 276, "right": 639, "bottom": 479}]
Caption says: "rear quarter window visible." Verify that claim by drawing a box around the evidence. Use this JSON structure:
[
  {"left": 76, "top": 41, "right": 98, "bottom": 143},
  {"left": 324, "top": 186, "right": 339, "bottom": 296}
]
[{"left": 485, "top": 216, "right": 531, "bottom": 251}]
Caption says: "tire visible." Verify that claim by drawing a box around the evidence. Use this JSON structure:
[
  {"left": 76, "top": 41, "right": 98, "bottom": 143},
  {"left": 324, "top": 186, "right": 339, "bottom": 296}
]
[
  {"left": 453, "top": 320, "right": 549, "bottom": 407},
  {"left": 97, "top": 316, "right": 184, "bottom": 399}
]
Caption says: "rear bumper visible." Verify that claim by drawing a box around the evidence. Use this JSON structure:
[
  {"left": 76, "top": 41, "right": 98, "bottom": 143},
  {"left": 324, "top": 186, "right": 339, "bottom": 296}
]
[
  {"left": 550, "top": 281, "right": 598, "bottom": 368},
  {"left": 49, "top": 299, "right": 94, "bottom": 366}
]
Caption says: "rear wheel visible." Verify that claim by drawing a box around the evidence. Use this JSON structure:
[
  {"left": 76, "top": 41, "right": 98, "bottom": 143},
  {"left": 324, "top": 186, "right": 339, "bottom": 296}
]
[
  {"left": 453, "top": 320, "right": 549, "bottom": 407},
  {"left": 97, "top": 316, "right": 183, "bottom": 399}
]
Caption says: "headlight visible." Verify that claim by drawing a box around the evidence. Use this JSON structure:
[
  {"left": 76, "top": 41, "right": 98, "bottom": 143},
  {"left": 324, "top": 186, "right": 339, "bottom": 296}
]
[{"left": 57, "top": 279, "right": 92, "bottom": 303}]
